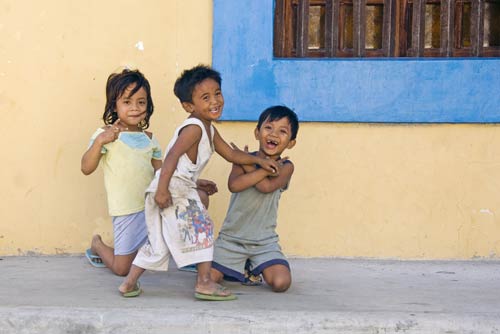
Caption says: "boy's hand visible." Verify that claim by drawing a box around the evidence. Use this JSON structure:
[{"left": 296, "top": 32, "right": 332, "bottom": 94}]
[
  {"left": 155, "top": 188, "right": 173, "bottom": 209},
  {"left": 231, "top": 142, "right": 282, "bottom": 175},
  {"left": 97, "top": 119, "right": 129, "bottom": 146},
  {"left": 268, "top": 157, "right": 289, "bottom": 177},
  {"left": 196, "top": 179, "right": 218, "bottom": 196},
  {"left": 230, "top": 142, "right": 249, "bottom": 154},
  {"left": 258, "top": 157, "right": 280, "bottom": 175}
]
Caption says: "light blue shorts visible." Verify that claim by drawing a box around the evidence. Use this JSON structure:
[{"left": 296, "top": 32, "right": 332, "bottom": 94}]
[{"left": 112, "top": 211, "right": 148, "bottom": 256}]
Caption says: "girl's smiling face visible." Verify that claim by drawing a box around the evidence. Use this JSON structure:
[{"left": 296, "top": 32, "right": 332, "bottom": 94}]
[{"left": 115, "top": 84, "right": 148, "bottom": 130}]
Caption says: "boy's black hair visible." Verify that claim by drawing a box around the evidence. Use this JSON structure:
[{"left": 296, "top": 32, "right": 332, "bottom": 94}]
[
  {"left": 103, "top": 69, "right": 154, "bottom": 129},
  {"left": 257, "top": 105, "right": 299, "bottom": 140},
  {"left": 173, "top": 65, "right": 222, "bottom": 103}
]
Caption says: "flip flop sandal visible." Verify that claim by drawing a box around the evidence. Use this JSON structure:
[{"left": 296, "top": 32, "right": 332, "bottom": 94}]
[
  {"left": 242, "top": 273, "right": 263, "bottom": 286},
  {"left": 194, "top": 286, "right": 237, "bottom": 301},
  {"left": 121, "top": 282, "right": 142, "bottom": 298},
  {"left": 242, "top": 267, "right": 263, "bottom": 286},
  {"left": 85, "top": 249, "right": 106, "bottom": 268}
]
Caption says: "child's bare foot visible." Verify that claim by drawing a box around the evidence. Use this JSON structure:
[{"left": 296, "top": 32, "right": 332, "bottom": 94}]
[
  {"left": 91, "top": 234, "right": 103, "bottom": 254},
  {"left": 195, "top": 279, "right": 236, "bottom": 301},
  {"left": 118, "top": 280, "right": 142, "bottom": 298},
  {"left": 85, "top": 235, "right": 104, "bottom": 267}
]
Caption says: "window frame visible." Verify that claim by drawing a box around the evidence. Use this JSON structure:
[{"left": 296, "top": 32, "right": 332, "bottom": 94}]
[
  {"left": 213, "top": 0, "right": 500, "bottom": 123},
  {"left": 274, "top": 0, "right": 500, "bottom": 58}
]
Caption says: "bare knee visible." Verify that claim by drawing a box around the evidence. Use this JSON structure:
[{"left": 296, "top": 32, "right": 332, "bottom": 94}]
[
  {"left": 270, "top": 276, "right": 291, "bottom": 292},
  {"left": 113, "top": 266, "right": 130, "bottom": 277},
  {"left": 111, "top": 253, "right": 136, "bottom": 276},
  {"left": 263, "top": 264, "right": 291, "bottom": 292}
]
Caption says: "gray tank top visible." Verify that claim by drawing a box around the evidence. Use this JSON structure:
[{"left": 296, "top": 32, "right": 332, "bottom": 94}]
[{"left": 219, "top": 163, "right": 289, "bottom": 244}]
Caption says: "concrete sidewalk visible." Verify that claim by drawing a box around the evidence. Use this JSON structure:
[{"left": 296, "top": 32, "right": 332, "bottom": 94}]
[{"left": 0, "top": 256, "right": 499, "bottom": 333}]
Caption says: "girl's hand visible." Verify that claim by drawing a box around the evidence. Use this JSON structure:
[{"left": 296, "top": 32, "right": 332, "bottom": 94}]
[
  {"left": 196, "top": 179, "right": 218, "bottom": 196},
  {"left": 155, "top": 188, "right": 173, "bottom": 209},
  {"left": 97, "top": 119, "right": 128, "bottom": 145}
]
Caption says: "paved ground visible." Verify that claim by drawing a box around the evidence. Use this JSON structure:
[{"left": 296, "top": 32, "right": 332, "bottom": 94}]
[{"left": 0, "top": 256, "right": 499, "bottom": 333}]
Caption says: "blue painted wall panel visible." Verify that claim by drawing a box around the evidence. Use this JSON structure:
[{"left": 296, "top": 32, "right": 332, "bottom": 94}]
[{"left": 213, "top": 0, "right": 500, "bottom": 123}]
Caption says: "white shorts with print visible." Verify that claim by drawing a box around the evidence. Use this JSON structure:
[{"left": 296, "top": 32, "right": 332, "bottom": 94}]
[{"left": 133, "top": 188, "right": 214, "bottom": 271}]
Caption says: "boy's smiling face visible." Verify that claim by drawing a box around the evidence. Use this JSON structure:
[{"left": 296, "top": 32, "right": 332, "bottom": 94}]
[
  {"left": 255, "top": 116, "right": 296, "bottom": 159},
  {"left": 182, "top": 78, "right": 224, "bottom": 124}
]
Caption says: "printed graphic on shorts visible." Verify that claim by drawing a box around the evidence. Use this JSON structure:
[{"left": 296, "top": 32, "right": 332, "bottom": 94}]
[{"left": 176, "top": 199, "right": 214, "bottom": 253}]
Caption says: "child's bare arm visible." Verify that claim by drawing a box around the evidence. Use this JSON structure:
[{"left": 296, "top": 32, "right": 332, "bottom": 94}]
[
  {"left": 229, "top": 160, "right": 294, "bottom": 193},
  {"left": 254, "top": 161, "right": 294, "bottom": 193},
  {"left": 213, "top": 128, "right": 279, "bottom": 173},
  {"left": 155, "top": 125, "right": 201, "bottom": 209},
  {"left": 227, "top": 143, "right": 293, "bottom": 193},
  {"left": 226, "top": 143, "right": 270, "bottom": 192},
  {"left": 81, "top": 140, "right": 104, "bottom": 175},
  {"left": 81, "top": 120, "right": 125, "bottom": 175},
  {"left": 228, "top": 163, "right": 269, "bottom": 192}
]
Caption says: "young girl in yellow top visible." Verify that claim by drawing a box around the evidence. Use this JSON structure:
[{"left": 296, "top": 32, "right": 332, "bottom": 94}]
[{"left": 81, "top": 69, "right": 163, "bottom": 276}]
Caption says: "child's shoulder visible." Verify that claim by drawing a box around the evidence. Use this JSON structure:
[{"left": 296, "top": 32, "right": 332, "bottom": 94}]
[
  {"left": 182, "top": 117, "right": 210, "bottom": 127},
  {"left": 144, "top": 130, "right": 153, "bottom": 139},
  {"left": 281, "top": 159, "right": 294, "bottom": 175},
  {"left": 177, "top": 117, "right": 212, "bottom": 135}
]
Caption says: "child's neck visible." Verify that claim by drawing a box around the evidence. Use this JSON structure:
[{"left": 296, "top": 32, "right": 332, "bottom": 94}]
[
  {"left": 126, "top": 125, "right": 142, "bottom": 132},
  {"left": 256, "top": 150, "right": 280, "bottom": 161}
]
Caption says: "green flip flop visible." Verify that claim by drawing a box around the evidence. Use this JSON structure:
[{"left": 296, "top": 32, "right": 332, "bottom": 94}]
[
  {"left": 194, "top": 286, "right": 237, "bottom": 301},
  {"left": 121, "top": 282, "right": 142, "bottom": 298}
]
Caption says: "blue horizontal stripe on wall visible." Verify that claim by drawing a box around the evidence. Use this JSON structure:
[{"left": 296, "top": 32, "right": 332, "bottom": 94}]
[{"left": 212, "top": 0, "right": 500, "bottom": 123}]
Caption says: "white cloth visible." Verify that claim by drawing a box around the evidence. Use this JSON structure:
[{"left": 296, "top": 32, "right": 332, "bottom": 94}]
[{"left": 133, "top": 118, "right": 216, "bottom": 270}]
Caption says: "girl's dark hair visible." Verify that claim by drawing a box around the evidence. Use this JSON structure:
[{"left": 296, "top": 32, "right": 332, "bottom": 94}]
[
  {"left": 257, "top": 105, "right": 299, "bottom": 140},
  {"left": 103, "top": 69, "right": 154, "bottom": 129},
  {"left": 173, "top": 65, "right": 222, "bottom": 103}
]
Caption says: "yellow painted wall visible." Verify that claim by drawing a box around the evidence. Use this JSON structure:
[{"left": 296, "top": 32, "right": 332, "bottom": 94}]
[
  {"left": 211, "top": 123, "right": 500, "bottom": 259},
  {"left": 1, "top": 1, "right": 500, "bottom": 259},
  {"left": 0, "top": 0, "right": 214, "bottom": 254}
]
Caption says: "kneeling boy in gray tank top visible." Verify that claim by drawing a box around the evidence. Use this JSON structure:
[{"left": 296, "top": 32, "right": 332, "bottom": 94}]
[{"left": 211, "top": 105, "right": 299, "bottom": 292}]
